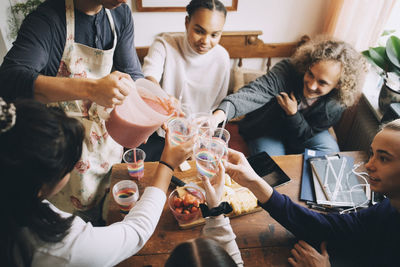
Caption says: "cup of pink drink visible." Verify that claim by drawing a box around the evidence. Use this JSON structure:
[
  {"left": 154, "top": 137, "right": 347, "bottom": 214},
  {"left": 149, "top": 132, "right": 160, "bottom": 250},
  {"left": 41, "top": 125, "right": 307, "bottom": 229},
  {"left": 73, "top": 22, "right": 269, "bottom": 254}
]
[{"left": 123, "top": 148, "right": 146, "bottom": 180}]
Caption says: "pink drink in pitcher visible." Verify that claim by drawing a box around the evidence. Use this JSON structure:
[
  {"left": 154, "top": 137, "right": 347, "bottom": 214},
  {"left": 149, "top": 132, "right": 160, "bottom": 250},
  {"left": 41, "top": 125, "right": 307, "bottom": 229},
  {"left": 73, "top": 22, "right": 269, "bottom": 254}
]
[{"left": 105, "top": 79, "right": 173, "bottom": 148}]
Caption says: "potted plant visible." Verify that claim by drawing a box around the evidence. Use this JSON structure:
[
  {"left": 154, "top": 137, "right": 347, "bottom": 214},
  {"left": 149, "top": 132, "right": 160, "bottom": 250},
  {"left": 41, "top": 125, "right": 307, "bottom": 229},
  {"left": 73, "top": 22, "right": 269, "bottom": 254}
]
[{"left": 362, "top": 33, "right": 400, "bottom": 113}]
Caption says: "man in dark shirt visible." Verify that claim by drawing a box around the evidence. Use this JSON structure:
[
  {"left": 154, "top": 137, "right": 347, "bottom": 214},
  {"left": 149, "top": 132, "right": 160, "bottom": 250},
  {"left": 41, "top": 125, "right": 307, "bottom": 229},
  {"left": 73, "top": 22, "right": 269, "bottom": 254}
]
[
  {"left": 0, "top": 0, "right": 144, "bottom": 224},
  {"left": 0, "top": 0, "right": 143, "bottom": 104}
]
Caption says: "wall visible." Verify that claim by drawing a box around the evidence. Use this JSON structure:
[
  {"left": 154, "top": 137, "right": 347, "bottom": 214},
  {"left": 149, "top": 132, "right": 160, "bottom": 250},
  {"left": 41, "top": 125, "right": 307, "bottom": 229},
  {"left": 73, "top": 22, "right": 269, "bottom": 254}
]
[
  {"left": 130, "top": 0, "right": 330, "bottom": 69},
  {"left": 130, "top": 0, "right": 330, "bottom": 45},
  {"left": 0, "top": 0, "right": 330, "bottom": 67}
]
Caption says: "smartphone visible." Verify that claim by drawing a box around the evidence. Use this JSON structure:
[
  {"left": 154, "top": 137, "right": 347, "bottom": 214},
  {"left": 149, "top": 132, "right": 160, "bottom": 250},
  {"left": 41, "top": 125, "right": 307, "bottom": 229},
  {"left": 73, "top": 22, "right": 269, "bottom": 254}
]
[{"left": 247, "top": 152, "right": 291, "bottom": 188}]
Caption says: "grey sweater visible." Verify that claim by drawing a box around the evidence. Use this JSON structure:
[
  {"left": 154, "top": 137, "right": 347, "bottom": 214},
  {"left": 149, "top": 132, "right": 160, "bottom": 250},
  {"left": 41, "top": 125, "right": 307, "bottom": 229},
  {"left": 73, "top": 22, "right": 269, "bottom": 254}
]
[{"left": 217, "top": 59, "right": 344, "bottom": 142}]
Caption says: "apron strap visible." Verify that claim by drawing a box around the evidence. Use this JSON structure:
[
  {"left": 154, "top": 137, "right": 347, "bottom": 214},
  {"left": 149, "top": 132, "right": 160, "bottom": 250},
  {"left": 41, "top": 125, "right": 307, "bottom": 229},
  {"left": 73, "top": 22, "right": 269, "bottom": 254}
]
[
  {"left": 105, "top": 9, "right": 118, "bottom": 49},
  {"left": 65, "top": 0, "right": 75, "bottom": 47}
]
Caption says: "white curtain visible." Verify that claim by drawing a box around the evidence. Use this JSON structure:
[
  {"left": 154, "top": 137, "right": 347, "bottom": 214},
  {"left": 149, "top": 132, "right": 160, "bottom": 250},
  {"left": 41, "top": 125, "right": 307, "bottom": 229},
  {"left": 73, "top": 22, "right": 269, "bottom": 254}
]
[{"left": 323, "top": 0, "right": 396, "bottom": 51}]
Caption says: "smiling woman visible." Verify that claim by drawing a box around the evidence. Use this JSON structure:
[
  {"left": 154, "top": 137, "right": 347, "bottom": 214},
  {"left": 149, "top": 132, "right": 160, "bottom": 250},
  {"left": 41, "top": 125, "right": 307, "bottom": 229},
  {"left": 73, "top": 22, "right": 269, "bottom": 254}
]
[
  {"left": 139, "top": 0, "right": 231, "bottom": 161},
  {"left": 212, "top": 35, "right": 367, "bottom": 156}
]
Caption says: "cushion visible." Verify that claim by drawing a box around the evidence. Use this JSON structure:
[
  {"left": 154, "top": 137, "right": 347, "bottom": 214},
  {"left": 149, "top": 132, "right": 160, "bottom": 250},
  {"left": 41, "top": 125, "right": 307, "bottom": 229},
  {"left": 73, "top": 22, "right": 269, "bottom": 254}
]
[
  {"left": 229, "top": 64, "right": 266, "bottom": 122},
  {"left": 231, "top": 64, "right": 266, "bottom": 94}
]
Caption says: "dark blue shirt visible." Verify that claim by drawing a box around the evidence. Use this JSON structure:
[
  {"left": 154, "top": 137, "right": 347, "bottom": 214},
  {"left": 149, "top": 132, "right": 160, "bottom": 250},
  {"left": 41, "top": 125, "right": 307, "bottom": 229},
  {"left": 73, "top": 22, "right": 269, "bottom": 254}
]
[
  {"left": 260, "top": 190, "right": 400, "bottom": 266},
  {"left": 0, "top": 0, "right": 143, "bottom": 101}
]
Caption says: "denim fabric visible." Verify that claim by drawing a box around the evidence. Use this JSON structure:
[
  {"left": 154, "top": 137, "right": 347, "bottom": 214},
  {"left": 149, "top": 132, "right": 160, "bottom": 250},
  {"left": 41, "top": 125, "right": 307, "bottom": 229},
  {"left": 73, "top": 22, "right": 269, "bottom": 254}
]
[{"left": 247, "top": 130, "right": 339, "bottom": 156}]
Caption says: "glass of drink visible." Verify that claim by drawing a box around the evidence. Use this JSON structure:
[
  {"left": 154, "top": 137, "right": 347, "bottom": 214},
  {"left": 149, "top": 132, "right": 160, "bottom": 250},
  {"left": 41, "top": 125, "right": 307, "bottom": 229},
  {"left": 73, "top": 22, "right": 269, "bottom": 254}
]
[
  {"left": 123, "top": 148, "right": 146, "bottom": 180},
  {"left": 202, "top": 127, "right": 230, "bottom": 161},
  {"left": 189, "top": 112, "right": 213, "bottom": 136},
  {"left": 193, "top": 136, "right": 225, "bottom": 180},
  {"left": 167, "top": 117, "right": 195, "bottom": 146},
  {"left": 112, "top": 180, "right": 139, "bottom": 215}
]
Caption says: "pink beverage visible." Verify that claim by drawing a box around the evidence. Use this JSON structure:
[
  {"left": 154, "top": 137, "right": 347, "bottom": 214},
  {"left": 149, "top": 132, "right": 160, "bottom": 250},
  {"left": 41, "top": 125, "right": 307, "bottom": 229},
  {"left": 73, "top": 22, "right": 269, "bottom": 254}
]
[
  {"left": 127, "top": 160, "right": 144, "bottom": 179},
  {"left": 123, "top": 148, "right": 146, "bottom": 180},
  {"left": 141, "top": 97, "right": 171, "bottom": 115},
  {"left": 105, "top": 78, "right": 172, "bottom": 148}
]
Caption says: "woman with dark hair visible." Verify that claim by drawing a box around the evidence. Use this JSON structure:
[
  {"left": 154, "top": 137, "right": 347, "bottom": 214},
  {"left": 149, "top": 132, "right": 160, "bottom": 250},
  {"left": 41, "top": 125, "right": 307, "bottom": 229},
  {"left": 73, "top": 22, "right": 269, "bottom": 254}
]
[
  {"left": 166, "top": 163, "right": 243, "bottom": 267},
  {"left": 213, "top": 35, "right": 367, "bottom": 156},
  {"left": 0, "top": 97, "right": 194, "bottom": 266},
  {"left": 166, "top": 238, "right": 237, "bottom": 267},
  {"left": 223, "top": 119, "right": 400, "bottom": 266},
  {"left": 0, "top": 0, "right": 144, "bottom": 224},
  {"left": 140, "top": 0, "right": 230, "bottom": 161}
]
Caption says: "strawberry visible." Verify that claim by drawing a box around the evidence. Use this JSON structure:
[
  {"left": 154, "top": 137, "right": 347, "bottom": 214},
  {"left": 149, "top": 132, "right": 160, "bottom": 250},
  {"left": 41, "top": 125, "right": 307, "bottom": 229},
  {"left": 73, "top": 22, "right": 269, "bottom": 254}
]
[
  {"left": 191, "top": 206, "right": 198, "bottom": 213},
  {"left": 175, "top": 207, "right": 183, "bottom": 214},
  {"left": 173, "top": 197, "right": 183, "bottom": 208}
]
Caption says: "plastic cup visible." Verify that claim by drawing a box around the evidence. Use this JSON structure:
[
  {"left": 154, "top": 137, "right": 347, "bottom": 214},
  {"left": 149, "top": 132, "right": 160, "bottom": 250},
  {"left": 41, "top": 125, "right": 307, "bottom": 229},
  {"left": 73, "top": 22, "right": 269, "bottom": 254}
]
[
  {"left": 202, "top": 128, "right": 230, "bottom": 161},
  {"left": 189, "top": 112, "right": 213, "bottom": 136},
  {"left": 193, "top": 137, "right": 225, "bottom": 180},
  {"left": 168, "top": 186, "right": 205, "bottom": 225},
  {"left": 172, "top": 103, "right": 192, "bottom": 119},
  {"left": 112, "top": 180, "right": 139, "bottom": 215},
  {"left": 123, "top": 148, "right": 146, "bottom": 180},
  {"left": 167, "top": 117, "right": 195, "bottom": 146}
]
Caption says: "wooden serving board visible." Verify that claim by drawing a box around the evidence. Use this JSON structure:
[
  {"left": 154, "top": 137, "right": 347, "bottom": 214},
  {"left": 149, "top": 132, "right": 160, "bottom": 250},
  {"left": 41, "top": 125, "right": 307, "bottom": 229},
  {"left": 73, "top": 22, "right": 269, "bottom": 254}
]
[{"left": 174, "top": 162, "right": 262, "bottom": 229}]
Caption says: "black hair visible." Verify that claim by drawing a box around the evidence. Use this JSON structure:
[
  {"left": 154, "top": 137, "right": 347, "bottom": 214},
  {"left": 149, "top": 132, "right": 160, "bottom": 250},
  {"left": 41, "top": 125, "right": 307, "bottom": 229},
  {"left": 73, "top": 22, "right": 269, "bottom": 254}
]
[
  {"left": 186, "top": 0, "right": 227, "bottom": 19},
  {"left": 0, "top": 99, "right": 84, "bottom": 266},
  {"left": 165, "top": 237, "right": 237, "bottom": 267}
]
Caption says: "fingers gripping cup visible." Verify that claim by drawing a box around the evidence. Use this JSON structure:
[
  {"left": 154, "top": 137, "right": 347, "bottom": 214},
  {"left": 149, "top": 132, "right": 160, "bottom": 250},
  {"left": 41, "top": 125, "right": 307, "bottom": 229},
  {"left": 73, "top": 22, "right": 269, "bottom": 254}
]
[
  {"left": 113, "top": 180, "right": 139, "bottom": 215},
  {"left": 123, "top": 148, "right": 146, "bottom": 180}
]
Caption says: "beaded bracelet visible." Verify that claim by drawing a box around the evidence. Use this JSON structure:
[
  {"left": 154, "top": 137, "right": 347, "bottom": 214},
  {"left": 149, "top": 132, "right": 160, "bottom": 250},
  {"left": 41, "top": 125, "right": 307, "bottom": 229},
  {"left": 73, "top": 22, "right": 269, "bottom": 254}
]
[{"left": 159, "top": 160, "right": 174, "bottom": 172}]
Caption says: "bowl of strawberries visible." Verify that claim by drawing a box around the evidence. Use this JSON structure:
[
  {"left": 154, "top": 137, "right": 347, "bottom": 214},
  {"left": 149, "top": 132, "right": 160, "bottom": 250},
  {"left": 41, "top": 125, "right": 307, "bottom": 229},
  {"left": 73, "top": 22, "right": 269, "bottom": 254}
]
[{"left": 168, "top": 186, "right": 205, "bottom": 225}]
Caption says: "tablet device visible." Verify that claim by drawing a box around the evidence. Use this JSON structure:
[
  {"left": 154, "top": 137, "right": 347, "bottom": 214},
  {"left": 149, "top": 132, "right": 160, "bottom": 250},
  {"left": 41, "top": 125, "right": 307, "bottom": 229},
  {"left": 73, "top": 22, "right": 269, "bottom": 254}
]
[{"left": 247, "top": 152, "right": 291, "bottom": 187}]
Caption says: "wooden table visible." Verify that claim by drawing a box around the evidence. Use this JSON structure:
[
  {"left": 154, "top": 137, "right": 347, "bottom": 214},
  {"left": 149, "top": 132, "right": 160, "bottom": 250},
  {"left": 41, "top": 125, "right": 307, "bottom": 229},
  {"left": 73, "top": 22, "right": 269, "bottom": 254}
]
[{"left": 106, "top": 152, "right": 367, "bottom": 267}]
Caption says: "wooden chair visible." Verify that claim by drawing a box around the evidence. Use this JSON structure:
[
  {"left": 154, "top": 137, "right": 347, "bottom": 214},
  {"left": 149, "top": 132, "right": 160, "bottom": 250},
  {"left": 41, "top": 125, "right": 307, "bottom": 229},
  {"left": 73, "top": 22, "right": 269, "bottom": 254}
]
[{"left": 135, "top": 32, "right": 313, "bottom": 156}]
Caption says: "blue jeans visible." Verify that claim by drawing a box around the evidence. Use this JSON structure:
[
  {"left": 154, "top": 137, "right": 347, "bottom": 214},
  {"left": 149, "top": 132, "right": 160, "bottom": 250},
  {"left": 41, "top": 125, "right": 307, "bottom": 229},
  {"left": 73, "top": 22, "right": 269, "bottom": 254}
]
[{"left": 247, "top": 130, "right": 339, "bottom": 156}]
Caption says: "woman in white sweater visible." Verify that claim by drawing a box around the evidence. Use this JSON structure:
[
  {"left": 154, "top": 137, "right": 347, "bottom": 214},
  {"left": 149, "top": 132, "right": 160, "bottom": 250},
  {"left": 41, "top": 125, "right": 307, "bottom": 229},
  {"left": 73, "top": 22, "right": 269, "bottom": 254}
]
[
  {"left": 0, "top": 98, "right": 194, "bottom": 267},
  {"left": 140, "top": 0, "right": 230, "bottom": 161}
]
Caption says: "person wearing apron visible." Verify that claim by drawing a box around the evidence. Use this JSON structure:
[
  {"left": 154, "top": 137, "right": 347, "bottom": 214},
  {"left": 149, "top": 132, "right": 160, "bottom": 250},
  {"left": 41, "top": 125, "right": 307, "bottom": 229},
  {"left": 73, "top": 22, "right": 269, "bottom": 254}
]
[{"left": 0, "top": 0, "right": 143, "bottom": 224}]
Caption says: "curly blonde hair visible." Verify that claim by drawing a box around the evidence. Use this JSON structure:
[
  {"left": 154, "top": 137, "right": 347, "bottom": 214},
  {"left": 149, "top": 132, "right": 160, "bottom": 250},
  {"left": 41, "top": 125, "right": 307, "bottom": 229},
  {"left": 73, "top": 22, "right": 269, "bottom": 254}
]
[
  {"left": 291, "top": 35, "right": 367, "bottom": 107},
  {"left": 382, "top": 118, "right": 400, "bottom": 131}
]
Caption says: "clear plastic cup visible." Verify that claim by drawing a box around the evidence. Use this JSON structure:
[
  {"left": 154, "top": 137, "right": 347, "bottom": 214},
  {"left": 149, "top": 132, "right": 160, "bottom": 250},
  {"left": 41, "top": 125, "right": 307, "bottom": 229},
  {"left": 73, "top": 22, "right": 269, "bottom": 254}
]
[
  {"left": 189, "top": 112, "right": 213, "bottom": 136},
  {"left": 168, "top": 186, "right": 205, "bottom": 225},
  {"left": 123, "top": 148, "right": 146, "bottom": 180},
  {"left": 167, "top": 117, "right": 195, "bottom": 146},
  {"left": 193, "top": 137, "right": 225, "bottom": 180},
  {"left": 112, "top": 180, "right": 139, "bottom": 215},
  {"left": 202, "top": 128, "right": 230, "bottom": 161}
]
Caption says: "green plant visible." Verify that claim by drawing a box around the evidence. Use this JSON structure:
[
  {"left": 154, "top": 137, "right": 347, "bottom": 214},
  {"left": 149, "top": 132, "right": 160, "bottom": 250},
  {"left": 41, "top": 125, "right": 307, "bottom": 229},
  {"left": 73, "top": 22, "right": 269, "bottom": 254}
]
[
  {"left": 362, "top": 34, "right": 400, "bottom": 90},
  {"left": 7, "top": 0, "right": 43, "bottom": 40}
]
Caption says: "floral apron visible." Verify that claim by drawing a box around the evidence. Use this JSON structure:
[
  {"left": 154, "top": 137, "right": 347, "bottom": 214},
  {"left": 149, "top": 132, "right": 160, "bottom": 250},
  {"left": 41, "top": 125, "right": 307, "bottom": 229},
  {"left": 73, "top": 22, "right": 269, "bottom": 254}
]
[{"left": 49, "top": 0, "right": 123, "bottom": 217}]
